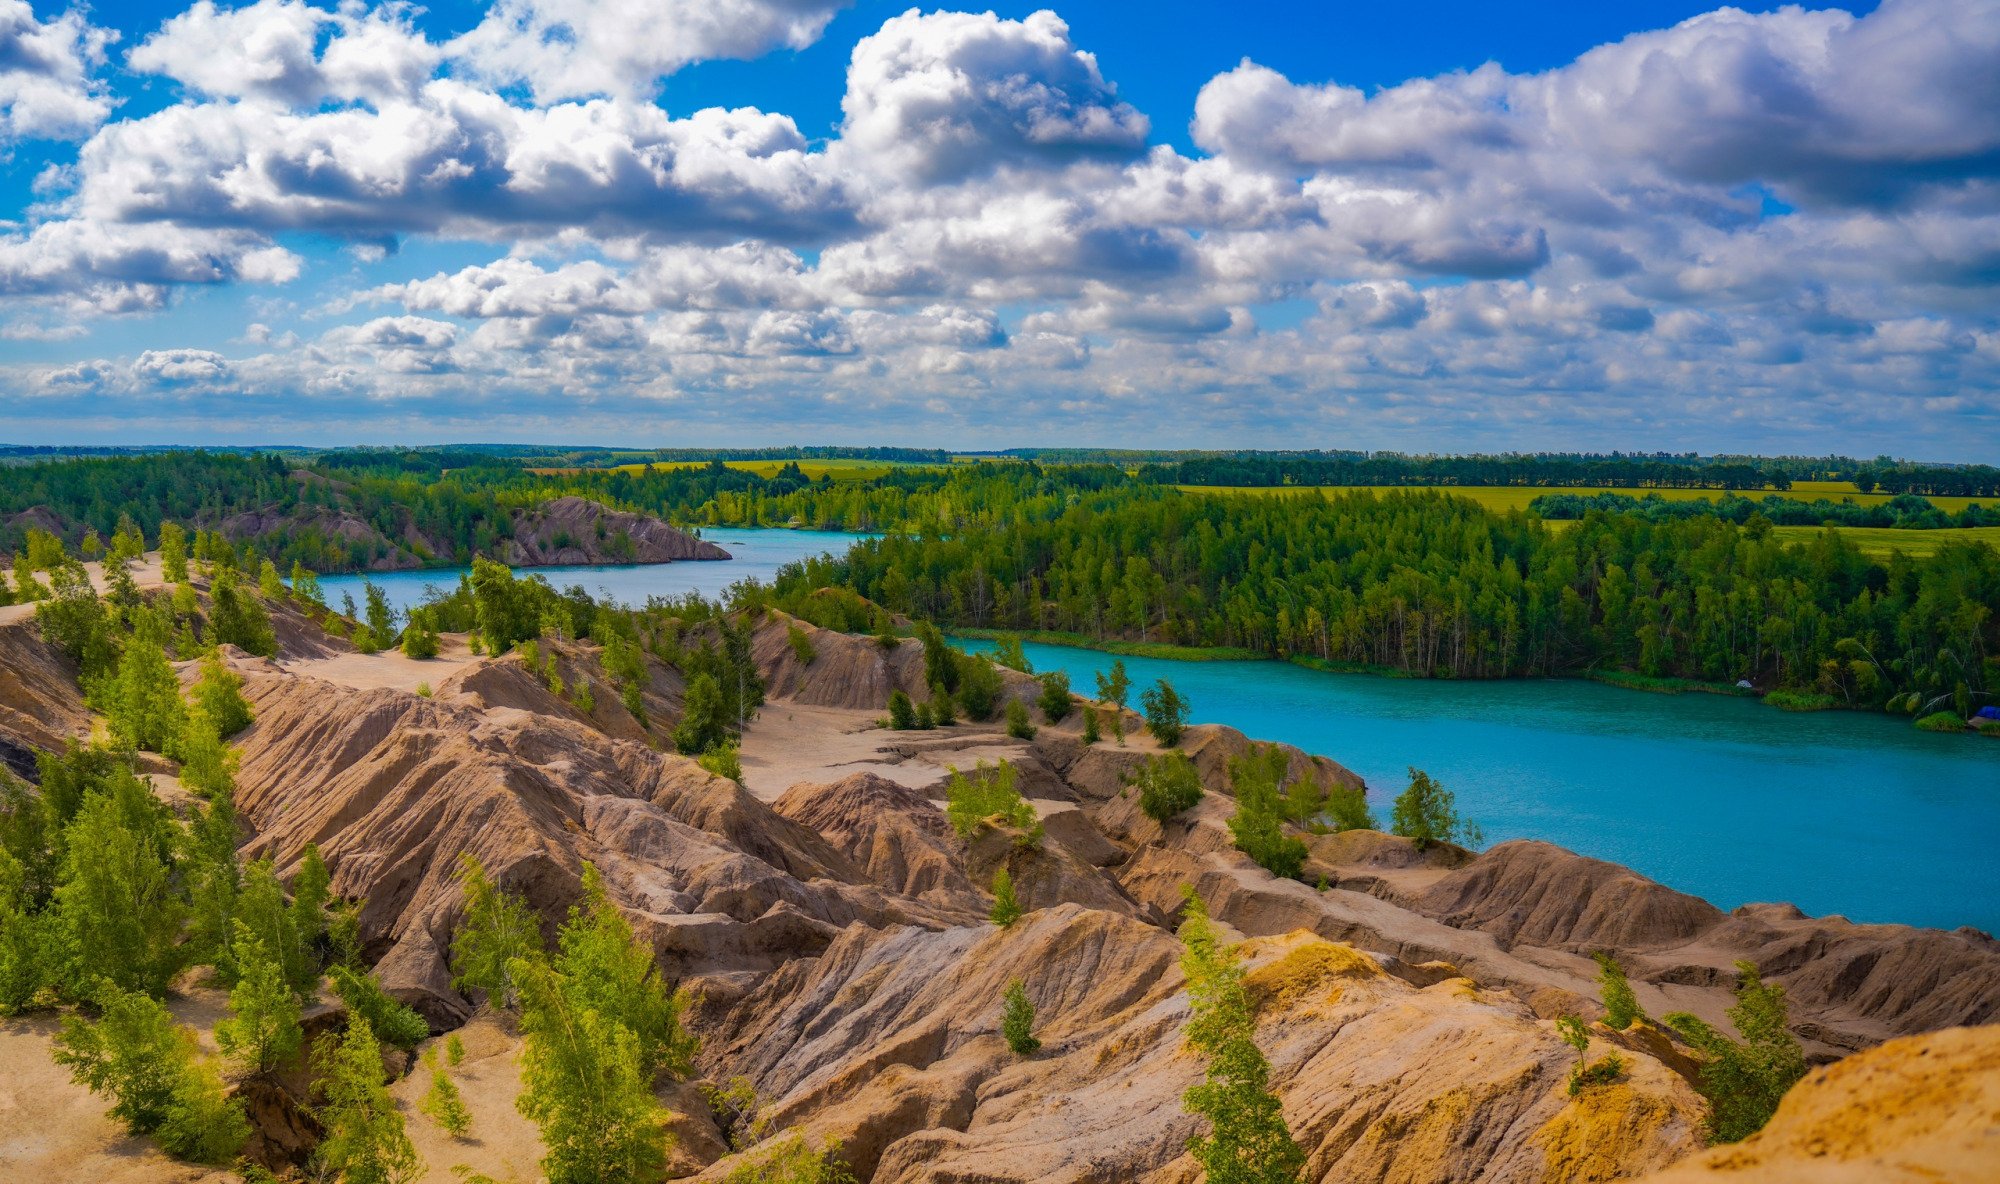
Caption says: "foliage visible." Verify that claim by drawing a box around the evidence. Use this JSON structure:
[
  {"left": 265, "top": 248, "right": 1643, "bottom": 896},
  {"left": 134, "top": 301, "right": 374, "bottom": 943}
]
[
  {"left": 1002, "top": 978, "right": 1040, "bottom": 1056},
  {"left": 989, "top": 867, "right": 1023, "bottom": 927},
  {"left": 1594, "top": 952, "right": 1644, "bottom": 1030},
  {"left": 944, "top": 761, "right": 1041, "bottom": 844},
  {"left": 50, "top": 764, "right": 187, "bottom": 997},
  {"left": 1132, "top": 751, "right": 1204, "bottom": 823},
  {"left": 53, "top": 987, "right": 249, "bottom": 1164},
  {"left": 217, "top": 922, "right": 305, "bottom": 1075},
  {"left": 698, "top": 741, "right": 745, "bottom": 782},
  {"left": 98, "top": 615, "right": 187, "bottom": 754},
  {"left": 555, "top": 864, "right": 698, "bottom": 1080},
  {"left": 787, "top": 623, "right": 816, "bottom": 666},
  {"left": 1556, "top": 1014, "right": 1626, "bottom": 1096},
  {"left": 209, "top": 567, "right": 277, "bottom": 657},
  {"left": 1323, "top": 783, "right": 1377, "bottom": 833},
  {"left": 1664, "top": 962, "right": 1808, "bottom": 1144},
  {"left": 887, "top": 689, "right": 918, "bottom": 730},
  {"left": 1037, "top": 671, "right": 1073, "bottom": 722},
  {"left": 1141, "top": 679, "right": 1189, "bottom": 747},
  {"left": 332, "top": 965, "right": 432, "bottom": 1049},
  {"left": 953, "top": 651, "right": 1004, "bottom": 720},
  {"left": 514, "top": 959, "right": 671, "bottom": 1184},
  {"left": 1226, "top": 746, "right": 1309, "bottom": 881},
  {"left": 401, "top": 608, "right": 441, "bottom": 659},
  {"left": 1177, "top": 888, "right": 1306, "bottom": 1184},
  {"left": 992, "top": 636, "right": 1031, "bottom": 672},
  {"left": 1081, "top": 707, "right": 1101, "bottom": 744},
  {"left": 450, "top": 854, "right": 544, "bottom": 1008},
  {"left": 36, "top": 561, "right": 115, "bottom": 681},
  {"left": 1391, "top": 768, "right": 1480, "bottom": 851},
  {"left": 1095, "top": 659, "right": 1131, "bottom": 715},
  {"left": 675, "top": 672, "right": 732, "bottom": 755},
  {"left": 420, "top": 1049, "right": 473, "bottom": 1139},
  {"left": 191, "top": 651, "right": 254, "bottom": 737},
  {"left": 1914, "top": 710, "right": 1967, "bottom": 732},
  {"left": 719, "top": 1135, "right": 856, "bottom": 1184},
  {"left": 313, "top": 1017, "right": 422, "bottom": 1184},
  {"left": 1004, "top": 697, "right": 1036, "bottom": 739}
]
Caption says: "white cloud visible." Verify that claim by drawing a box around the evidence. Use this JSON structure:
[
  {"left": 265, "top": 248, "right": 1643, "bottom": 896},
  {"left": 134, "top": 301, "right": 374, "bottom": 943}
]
[
  {"left": 448, "top": 0, "right": 847, "bottom": 103},
  {"left": 0, "top": 0, "right": 116, "bottom": 143},
  {"left": 127, "top": 0, "right": 439, "bottom": 106}
]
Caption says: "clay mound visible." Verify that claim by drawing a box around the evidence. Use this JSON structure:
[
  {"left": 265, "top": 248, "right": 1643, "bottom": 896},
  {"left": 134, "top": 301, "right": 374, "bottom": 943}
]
[
  {"left": 774, "top": 773, "right": 984, "bottom": 913},
  {"left": 689, "top": 911, "right": 1704, "bottom": 1184},
  {"left": 750, "top": 611, "right": 929, "bottom": 710},
  {"left": 0, "top": 617, "right": 89, "bottom": 775},
  {"left": 1630, "top": 1024, "right": 2000, "bottom": 1183},
  {"left": 966, "top": 823, "right": 1146, "bottom": 920},
  {"left": 1419, "top": 839, "right": 1727, "bottom": 952},
  {"left": 499, "top": 496, "right": 728, "bottom": 566}
]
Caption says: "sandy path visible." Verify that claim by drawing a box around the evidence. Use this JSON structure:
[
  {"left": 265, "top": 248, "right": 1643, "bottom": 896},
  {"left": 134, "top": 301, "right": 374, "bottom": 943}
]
[
  {"left": 737, "top": 702, "right": 1035, "bottom": 801},
  {"left": 279, "top": 633, "right": 480, "bottom": 694}
]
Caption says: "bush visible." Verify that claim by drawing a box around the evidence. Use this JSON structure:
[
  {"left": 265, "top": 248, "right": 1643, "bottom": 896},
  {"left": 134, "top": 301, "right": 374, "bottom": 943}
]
[
  {"left": 1765, "top": 689, "right": 1839, "bottom": 712},
  {"left": 887, "top": 689, "right": 918, "bottom": 730},
  {"left": 1005, "top": 698, "right": 1036, "bottom": 739},
  {"left": 787, "top": 624, "right": 816, "bottom": 666},
  {"left": 1037, "top": 671, "right": 1072, "bottom": 723},
  {"left": 420, "top": 1049, "right": 472, "bottom": 1138},
  {"left": 332, "top": 965, "right": 432, "bottom": 1050},
  {"left": 720, "top": 1135, "right": 856, "bottom": 1184},
  {"left": 1556, "top": 1015, "right": 1626, "bottom": 1096},
  {"left": 53, "top": 987, "right": 249, "bottom": 1164},
  {"left": 675, "top": 673, "right": 731, "bottom": 755},
  {"left": 1002, "top": 978, "right": 1039, "bottom": 1056},
  {"left": 944, "top": 761, "right": 1041, "bottom": 844},
  {"left": 1594, "top": 952, "right": 1644, "bottom": 1030},
  {"left": 993, "top": 637, "right": 1031, "bottom": 673},
  {"left": 989, "top": 868, "right": 1022, "bottom": 926},
  {"left": 929, "top": 688, "right": 957, "bottom": 726},
  {"left": 1227, "top": 746, "right": 1308, "bottom": 880},
  {"left": 1914, "top": 710, "right": 1968, "bottom": 733},
  {"left": 1131, "top": 751, "right": 1203, "bottom": 822},
  {"left": 401, "top": 609, "right": 441, "bottom": 659},
  {"left": 1081, "top": 708, "right": 1100, "bottom": 745},
  {"left": 1324, "top": 783, "right": 1376, "bottom": 832},
  {"left": 698, "top": 742, "right": 744, "bottom": 782},
  {"left": 191, "top": 651, "right": 254, "bottom": 738},
  {"left": 953, "top": 652, "right": 1003, "bottom": 720},
  {"left": 1141, "top": 679, "right": 1188, "bottom": 747},
  {"left": 1391, "top": 767, "right": 1481, "bottom": 851},
  {"left": 1664, "top": 961, "right": 1807, "bottom": 1144}
]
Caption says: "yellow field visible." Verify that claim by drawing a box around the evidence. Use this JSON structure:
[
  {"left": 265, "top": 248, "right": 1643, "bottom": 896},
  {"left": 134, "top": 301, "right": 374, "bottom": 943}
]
[
  {"left": 1177, "top": 482, "right": 1988, "bottom": 514},
  {"left": 1769, "top": 525, "right": 2000, "bottom": 560}
]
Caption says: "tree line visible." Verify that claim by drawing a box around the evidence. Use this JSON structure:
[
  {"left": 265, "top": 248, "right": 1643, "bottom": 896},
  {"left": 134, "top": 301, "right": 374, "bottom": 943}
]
[{"left": 1531, "top": 491, "right": 2000, "bottom": 529}]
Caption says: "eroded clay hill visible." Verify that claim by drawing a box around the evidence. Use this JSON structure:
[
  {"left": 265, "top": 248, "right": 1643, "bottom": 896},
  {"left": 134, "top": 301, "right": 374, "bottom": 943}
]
[{"left": 2, "top": 598, "right": 1998, "bottom": 1182}]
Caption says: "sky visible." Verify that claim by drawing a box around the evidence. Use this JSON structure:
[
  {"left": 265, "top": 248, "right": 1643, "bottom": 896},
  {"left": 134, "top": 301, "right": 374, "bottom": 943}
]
[{"left": 0, "top": 0, "right": 1995, "bottom": 457}]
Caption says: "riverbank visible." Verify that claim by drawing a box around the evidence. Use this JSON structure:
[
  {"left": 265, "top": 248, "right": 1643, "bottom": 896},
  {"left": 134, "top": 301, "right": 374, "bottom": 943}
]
[{"left": 946, "top": 626, "right": 1264, "bottom": 662}]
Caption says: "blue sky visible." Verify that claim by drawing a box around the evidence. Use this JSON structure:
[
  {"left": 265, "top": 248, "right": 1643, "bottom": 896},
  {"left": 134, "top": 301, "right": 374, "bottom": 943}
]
[{"left": 2, "top": 0, "right": 1994, "bottom": 457}]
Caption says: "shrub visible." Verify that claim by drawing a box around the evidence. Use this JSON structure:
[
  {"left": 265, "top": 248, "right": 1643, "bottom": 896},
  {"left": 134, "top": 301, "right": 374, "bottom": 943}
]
[
  {"left": 1141, "top": 679, "right": 1188, "bottom": 747},
  {"left": 1131, "top": 751, "right": 1203, "bottom": 823},
  {"left": 953, "top": 652, "right": 1003, "bottom": 720},
  {"left": 675, "top": 673, "right": 731, "bottom": 755},
  {"left": 53, "top": 987, "right": 249, "bottom": 1164},
  {"left": 1914, "top": 710, "right": 1967, "bottom": 733},
  {"left": 312, "top": 1018, "right": 421, "bottom": 1184},
  {"left": 1081, "top": 708, "right": 1101, "bottom": 745},
  {"left": 1005, "top": 698, "right": 1036, "bottom": 739},
  {"left": 887, "top": 689, "right": 918, "bottom": 730},
  {"left": 1002, "top": 978, "right": 1039, "bottom": 1056},
  {"left": 720, "top": 1135, "right": 856, "bottom": 1184},
  {"left": 1037, "top": 671, "right": 1073, "bottom": 723},
  {"left": 217, "top": 922, "right": 305, "bottom": 1075},
  {"left": 1324, "top": 783, "right": 1376, "bottom": 832},
  {"left": 332, "top": 965, "right": 431, "bottom": 1049},
  {"left": 1764, "top": 689, "right": 1839, "bottom": 712},
  {"left": 420, "top": 1049, "right": 472, "bottom": 1139},
  {"left": 1391, "top": 767, "right": 1480, "bottom": 851},
  {"left": 415, "top": 682, "right": 432, "bottom": 698},
  {"left": 1227, "top": 747, "right": 1308, "bottom": 880},
  {"left": 944, "top": 761, "right": 1041, "bottom": 844},
  {"left": 989, "top": 867, "right": 1022, "bottom": 926},
  {"left": 787, "top": 624, "right": 816, "bottom": 666},
  {"left": 191, "top": 651, "right": 254, "bottom": 738},
  {"left": 930, "top": 688, "right": 957, "bottom": 726},
  {"left": 401, "top": 609, "right": 441, "bottom": 659},
  {"left": 1556, "top": 1014, "right": 1626, "bottom": 1096},
  {"left": 1665, "top": 962, "right": 1807, "bottom": 1144},
  {"left": 450, "top": 854, "right": 544, "bottom": 1008},
  {"left": 1594, "top": 952, "right": 1644, "bottom": 1030},
  {"left": 993, "top": 637, "right": 1031, "bottom": 673},
  {"left": 698, "top": 742, "right": 744, "bottom": 783}
]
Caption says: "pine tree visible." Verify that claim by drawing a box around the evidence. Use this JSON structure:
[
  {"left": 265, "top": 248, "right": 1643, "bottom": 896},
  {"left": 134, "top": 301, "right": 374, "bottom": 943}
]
[
  {"left": 1594, "top": 952, "right": 1644, "bottom": 1030},
  {"left": 450, "top": 854, "right": 544, "bottom": 1009},
  {"left": 216, "top": 921, "right": 304, "bottom": 1076},
  {"left": 989, "top": 867, "right": 1023, "bottom": 926},
  {"left": 1178, "top": 889, "right": 1306, "bottom": 1184},
  {"left": 313, "top": 1017, "right": 422, "bottom": 1184},
  {"left": 887, "top": 689, "right": 917, "bottom": 730},
  {"left": 1002, "top": 978, "right": 1039, "bottom": 1056}
]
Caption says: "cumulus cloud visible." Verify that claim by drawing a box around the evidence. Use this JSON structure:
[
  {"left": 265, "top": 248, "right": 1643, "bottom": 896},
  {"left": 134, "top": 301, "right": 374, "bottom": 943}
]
[
  {"left": 449, "top": 0, "right": 847, "bottom": 102},
  {"left": 0, "top": 0, "right": 116, "bottom": 143},
  {"left": 839, "top": 8, "right": 1148, "bottom": 183},
  {"left": 128, "top": 0, "right": 439, "bottom": 106}
]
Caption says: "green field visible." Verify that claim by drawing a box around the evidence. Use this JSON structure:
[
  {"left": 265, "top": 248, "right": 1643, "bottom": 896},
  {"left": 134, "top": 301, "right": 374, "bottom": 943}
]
[
  {"left": 1177, "top": 481, "right": 1989, "bottom": 514},
  {"left": 1769, "top": 525, "right": 2000, "bottom": 559},
  {"left": 534, "top": 457, "right": 951, "bottom": 482}
]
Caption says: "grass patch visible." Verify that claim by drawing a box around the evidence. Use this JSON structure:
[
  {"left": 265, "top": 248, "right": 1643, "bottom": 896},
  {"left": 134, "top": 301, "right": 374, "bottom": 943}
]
[
  {"left": 1583, "top": 670, "right": 1757, "bottom": 697},
  {"left": 1768, "top": 525, "right": 2000, "bottom": 561},
  {"left": 1764, "top": 689, "right": 1841, "bottom": 712},
  {"left": 1288, "top": 655, "right": 1427, "bottom": 679},
  {"left": 1915, "top": 711, "right": 1968, "bottom": 733},
  {"left": 948, "top": 627, "right": 1265, "bottom": 662}
]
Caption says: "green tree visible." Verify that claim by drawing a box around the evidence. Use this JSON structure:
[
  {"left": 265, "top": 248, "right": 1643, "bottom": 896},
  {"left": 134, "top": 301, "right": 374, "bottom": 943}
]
[
  {"left": 1227, "top": 747, "right": 1308, "bottom": 881},
  {"left": 364, "top": 580, "right": 396, "bottom": 644},
  {"left": 400, "top": 608, "right": 441, "bottom": 659},
  {"left": 1595, "top": 952, "right": 1644, "bottom": 1030},
  {"left": 1095, "top": 659, "right": 1131, "bottom": 720},
  {"left": 216, "top": 921, "right": 304, "bottom": 1076},
  {"left": 944, "top": 761, "right": 1041, "bottom": 844},
  {"left": 1177, "top": 888, "right": 1305, "bottom": 1184},
  {"left": 698, "top": 741, "right": 745, "bottom": 782},
  {"left": 1556, "top": 1014, "right": 1626, "bottom": 1096},
  {"left": 232, "top": 859, "right": 317, "bottom": 996},
  {"left": 1390, "top": 768, "right": 1480, "bottom": 851},
  {"left": 100, "top": 618, "right": 186, "bottom": 755},
  {"left": 1132, "top": 751, "right": 1204, "bottom": 823},
  {"left": 258, "top": 559, "right": 286, "bottom": 600},
  {"left": 313, "top": 1017, "right": 422, "bottom": 1184},
  {"left": 1323, "top": 783, "right": 1377, "bottom": 833},
  {"left": 331, "top": 965, "right": 431, "bottom": 1049},
  {"left": 953, "top": 652, "right": 1003, "bottom": 720},
  {"left": 0, "top": 846, "right": 47, "bottom": 1012},
  {"left": 158, "top": 522, "right": 189, "bottom": 584},
  {"left": 993, "top": 637, "right": 1031, "bottom": 672},
  {"left": 1664, "top": 962, "right": 1808, "bottom": 1144},
  {"left": 1081, "top": 707, "right": 1101, "bottom": 744},
  {"left": 190, "top": 651, "right": 254, "bottom": 737},
  {"left": 719, "top": 1135, "right": 856, "bottom": 1184},
  {"left": 1005, "top": 697, "right": 1037, "bottom": 739},
  {"left": 420, "top": 1048, "right": 473, "bottom": 1138},
  {"left": 1037, "top": 671, "right": 1073, "bottom": 722},
  {"left": 1002, "top": 978, "right": 1039, "bottom": 1056},
  {"left": 51, "top": 768, "right": 187, "bottom": 998},
  {"left": 989, "top": 867, "right": 1023, "bottom": 926},
  {"left": 887, "top": 689, "right": 918, "bottom": 730},
  {"left": 52, "top": 987, "right": 249, "bottom": 1164},
  {"left": 1141, "top": 679, "right": 1189, "bottom": 747},
  {"left": 675, "top": 672, "right": 731, "bottom": 755},
  {"left": 450, "top": 854, "right": 544, "bottom": 1008},
  {"left": 554, "top": 863, "right": 697, "bottom": 1079},
  {"left": 35, "top": 561, "right": 114, "bottom": 681},
  {"left": 515, "top": 958, "right": 671, "bottom": 1184},
  {"left": 209, "top": 567, "right": 277, "bottom": 657}
]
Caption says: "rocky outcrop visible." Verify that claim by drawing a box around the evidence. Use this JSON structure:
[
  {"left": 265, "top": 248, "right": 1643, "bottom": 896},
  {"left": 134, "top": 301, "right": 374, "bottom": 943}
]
[
  {"left": 497, "top": 496, "right": 729, "bottom": 567},
  {"left": 774, "top": 773, "right": 985, "bottom": 914},
  {"left": 1630, "top": 1024, "right": 2000, "bottom": 1183},
  {"left": 1417, "top": 840, "right": 1728, "bottom": 953}
]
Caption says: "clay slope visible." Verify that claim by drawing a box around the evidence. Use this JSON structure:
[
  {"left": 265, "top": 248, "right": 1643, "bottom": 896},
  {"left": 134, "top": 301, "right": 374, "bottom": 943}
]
[
  {"left": 750, "top": 612, "right": 931, "bottom": 709},
  {"left": 0, "top": 617, "right": 87, "bottom": 779},
  {"left": 690, "top": 908, "right": 1705, "bottom": 1183},
  {"left": 1630, "top": 1024, "right": 2000, "bottom": 1183},
  {"left": 499, "top": 496, "right": 730, "bottom": 566}
]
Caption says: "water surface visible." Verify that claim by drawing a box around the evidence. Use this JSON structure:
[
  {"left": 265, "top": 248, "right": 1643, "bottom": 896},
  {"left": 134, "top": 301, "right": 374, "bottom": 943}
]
[{"left": 960, "top": 638, "right": 2000, "bottom": 933}]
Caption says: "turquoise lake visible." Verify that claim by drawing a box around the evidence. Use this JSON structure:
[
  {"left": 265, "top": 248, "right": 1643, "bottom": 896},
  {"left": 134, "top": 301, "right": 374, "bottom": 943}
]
[{"left": 324, "top": 529, "right": 1999, "bottom": 933}]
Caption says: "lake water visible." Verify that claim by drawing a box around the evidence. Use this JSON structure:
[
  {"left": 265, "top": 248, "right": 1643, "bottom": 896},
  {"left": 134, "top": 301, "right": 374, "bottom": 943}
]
[
  {"left": 317, "top": 528, "right": 877, "bottom": 617},
  {"left": 325, "top": 529, "right": 1998, "bottom": 932},
  {"left": 959, "top": 638, "right": 2000, "bottom": 934}
]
